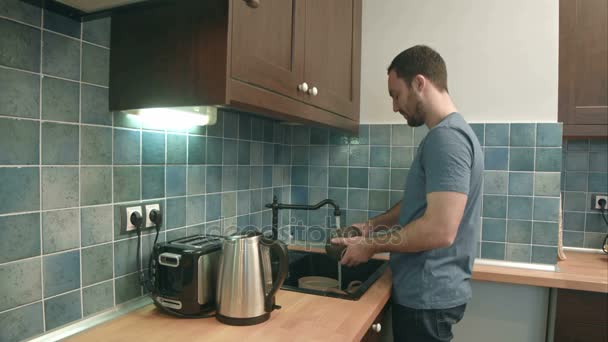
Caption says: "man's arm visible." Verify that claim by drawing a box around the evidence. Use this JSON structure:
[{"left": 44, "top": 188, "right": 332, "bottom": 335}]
[
  {"left": 352, "top": 201, "right": 402, "bottom": 236},
  {"left": 373, "top": 191, "right": 466, "bottom": 253},
  {"left": 369, "top": 201, "right": 402, "bottom": 229},
  {"left": 335, "top": 191, "right": 467, "bottom": 266}
]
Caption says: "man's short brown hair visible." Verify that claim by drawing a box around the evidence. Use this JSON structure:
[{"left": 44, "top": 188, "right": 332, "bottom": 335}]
[{"left": 388, "top": 45, "right": 449, "bottom": 92}]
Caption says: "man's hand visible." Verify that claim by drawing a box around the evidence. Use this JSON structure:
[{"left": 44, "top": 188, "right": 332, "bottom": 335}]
[{"left": 330, "top": 236, "right": 376, "bottom": 267}]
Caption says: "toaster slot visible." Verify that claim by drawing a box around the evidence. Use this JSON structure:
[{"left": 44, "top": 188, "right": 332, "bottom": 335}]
[{"left": 159, "top": 253, "right": 181, "bottom": 267}]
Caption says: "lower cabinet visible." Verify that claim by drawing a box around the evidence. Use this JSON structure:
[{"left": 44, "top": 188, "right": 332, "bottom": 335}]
[
  {"left": 554, "top": 289, "right": 608, "bottom": 342},
  {"left": 361, "top": 305, "right": 387, "bottom": 342}
]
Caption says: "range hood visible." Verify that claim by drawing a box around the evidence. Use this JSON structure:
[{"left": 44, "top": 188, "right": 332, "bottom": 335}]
[
  {"left": 35, "top": 0, "right": 159, "bottom": 20},
  {"left": 55, "top": 0, "right": 147, "bottom": 13}
]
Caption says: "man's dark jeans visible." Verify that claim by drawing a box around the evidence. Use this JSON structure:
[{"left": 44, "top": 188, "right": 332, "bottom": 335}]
[{"left": 392, "top": 302, "right": 467, "bottom": 341}]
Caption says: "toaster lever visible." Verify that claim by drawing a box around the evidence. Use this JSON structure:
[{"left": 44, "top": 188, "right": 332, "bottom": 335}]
[{"left": 159, "top": 253, "right": 181, "bottom": 267}]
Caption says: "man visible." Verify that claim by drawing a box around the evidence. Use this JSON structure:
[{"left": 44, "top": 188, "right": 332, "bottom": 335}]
[{"left": 331, "top": 45, "right": 483, "bottom": 341}]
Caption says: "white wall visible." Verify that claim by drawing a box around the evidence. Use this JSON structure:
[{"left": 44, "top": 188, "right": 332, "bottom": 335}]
[{"left": 360, "top": 0, "right": 559, "bottom": 124}]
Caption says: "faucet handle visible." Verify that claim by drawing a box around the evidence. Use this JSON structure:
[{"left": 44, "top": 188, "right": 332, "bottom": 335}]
[{"left": 265, "top": 196, "right": 279, "bottom": 208}]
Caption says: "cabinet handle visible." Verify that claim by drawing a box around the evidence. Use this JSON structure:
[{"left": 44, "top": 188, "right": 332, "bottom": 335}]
[
  {"left": 298, "top": 82, "right": 309, "bottom": 92},
  {"left": 372, "top": 323, "right": 382, "bottom": 333},
  {"left": 308, "top": 86, "right": 318, "bottom": 96},
  {"left": 244, "top": 0, "right": 260, "bottom": 8}
]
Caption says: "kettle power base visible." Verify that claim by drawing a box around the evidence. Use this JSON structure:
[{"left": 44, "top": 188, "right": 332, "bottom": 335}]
[{"left": 216, "top": 312, "right": 270, "bottom": 326}]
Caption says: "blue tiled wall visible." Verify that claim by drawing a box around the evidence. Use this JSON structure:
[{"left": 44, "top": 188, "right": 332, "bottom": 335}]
[
  {"left": 286, "top": 123, "right": 564, "bottom": 266},
  {"left": 561, "top": 139, "right": 608, "bottom": 249},
  {"left": 0, "top": 7, "right": 290, "bottom": 341}
]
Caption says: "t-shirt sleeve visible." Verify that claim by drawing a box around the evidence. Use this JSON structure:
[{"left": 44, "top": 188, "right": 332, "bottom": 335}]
[{"left": 422, "top": 127, "right": 473, "bottom": 195}]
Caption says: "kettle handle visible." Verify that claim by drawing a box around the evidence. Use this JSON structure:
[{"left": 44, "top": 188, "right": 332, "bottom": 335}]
[{"left": 263, "top": 239, "right": 288, "bottom": 313}]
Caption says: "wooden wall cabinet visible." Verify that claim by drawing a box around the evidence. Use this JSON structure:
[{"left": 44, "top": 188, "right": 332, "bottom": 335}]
[
  {"left": 559, "top": 0, "right": 608, "bottom": 137},
  {"left": 554, "top": 289, "right": 608, "bottom": 342},
  {"left": 110, "top": 0, "right": 361, "bottom": 132}
]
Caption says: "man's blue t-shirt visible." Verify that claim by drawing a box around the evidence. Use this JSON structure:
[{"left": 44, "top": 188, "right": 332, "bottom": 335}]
[{"left": 390, "top": 112, "right": 484, "bottom": 309}]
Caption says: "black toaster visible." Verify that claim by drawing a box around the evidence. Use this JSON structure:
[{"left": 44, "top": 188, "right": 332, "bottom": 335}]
[{"left": 151, "top": 235, "right": 222, "bottom": 316}]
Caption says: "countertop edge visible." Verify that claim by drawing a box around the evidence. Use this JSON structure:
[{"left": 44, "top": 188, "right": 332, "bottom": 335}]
[{"left": 472, "top": 266, "right": 608, "bottom": 293}]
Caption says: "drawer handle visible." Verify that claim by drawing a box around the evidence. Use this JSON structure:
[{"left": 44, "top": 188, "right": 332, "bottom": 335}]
[
  {"left": 244, "top": 0, "right": 260, "bottom": 8},
  {"left": 372, "top": 323, "right": 382, "bottom": 333},
  {"left": 308, "top": 86, "right": 318, "bottom": 96}
]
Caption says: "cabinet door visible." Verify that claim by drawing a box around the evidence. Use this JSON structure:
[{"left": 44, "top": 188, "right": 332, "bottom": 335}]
[
  {"left": 231, "top": 0, "right": 305, "bottom": 99},
  {"left": 303, "top": 0, "right": 361, "bottom": 120},
  {"left": 554, "top": 289, "right": 608, "bottom": 342},
  {"left": 559, "top": 0, "right": 608, "bottom": 127},
  {"left": 361, "top": 305, "right": 386, "bottom": 342}
]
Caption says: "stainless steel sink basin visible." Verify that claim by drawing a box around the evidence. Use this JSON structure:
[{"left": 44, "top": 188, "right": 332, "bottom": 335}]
[{"left": 281, "top": 251, "right": 388, "bottom": 300}]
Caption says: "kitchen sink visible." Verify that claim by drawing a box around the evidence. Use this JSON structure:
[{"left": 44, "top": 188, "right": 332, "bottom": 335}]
[{"left": 280, "top": 251, "right": 389, "bottom": 300}]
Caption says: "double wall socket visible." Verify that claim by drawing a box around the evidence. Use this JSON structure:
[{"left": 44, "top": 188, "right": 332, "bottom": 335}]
[{"left": 121, "top": 203, "right": 162, "bottom": 232}]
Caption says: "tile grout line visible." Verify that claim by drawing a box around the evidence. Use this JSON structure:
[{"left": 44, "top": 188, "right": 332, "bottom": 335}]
[
  {"left": 111, "top": 88, "right": 116, "bottom": 308},
  {"left": 183, "top": 129, "right": 189, "bottom": 248},
  {"left": 38, "top": 8, "right": 46, "bottom": 333},
  {"left": 504, "top": 124, "right": 511, "bottom": 260},
  {"left": 0, "top": 114, "right": 113, "bottom": 128},
  {"left": 581, "top": 138, "right": 589, "bottom": 246},
  {"left": 479, "top": 124, "right": 485, "bottom": 254},
  {"left": 78, "top": 18, "right": 85, "bottom": 321},
  {"left": 37, "top": 13, "right": 109, "bottom": 48},
  {"left": 0, "top": 243, "right": 108, "bottom": 267},
  {"left": 163, "top": 119, "right": 168, "bottom": 246},
  {"left": 0, "top": 299, "right": 43, "bottom": 316},
  {"left": 530, "top": 123, "right": 537, "bottom": 262},
  {"left": 138, "top": 109, "right": 143, "bottom": 298},
  {"left": 0, "top": 63, "right": 109, "bottom": 89},
  {"left": 0, "top": 14, "right": 41, "bottom": 30}
]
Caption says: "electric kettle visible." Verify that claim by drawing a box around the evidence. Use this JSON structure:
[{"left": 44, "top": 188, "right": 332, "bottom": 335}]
[{"left": 216, "top": 231, "right": 288, "bottom": 325}]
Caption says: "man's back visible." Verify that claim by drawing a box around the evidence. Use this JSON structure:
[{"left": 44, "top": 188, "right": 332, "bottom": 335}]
[{"left": 390, "top": 112, "right": 484, "bottom": 309}]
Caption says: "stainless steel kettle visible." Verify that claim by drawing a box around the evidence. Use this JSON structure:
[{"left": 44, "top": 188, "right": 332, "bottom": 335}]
[{"left": 216, "top": 231, "right": 288, "bottom": 325}]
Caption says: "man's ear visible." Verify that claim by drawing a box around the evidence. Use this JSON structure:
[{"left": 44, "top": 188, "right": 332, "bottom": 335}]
[{"left": 413, "top": 74, "right": 426, "bottom": 92}]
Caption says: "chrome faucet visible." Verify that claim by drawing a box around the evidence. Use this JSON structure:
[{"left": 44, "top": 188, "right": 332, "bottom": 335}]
[{"left": 265, "top": 196, "right": 342, "bottom": 240}]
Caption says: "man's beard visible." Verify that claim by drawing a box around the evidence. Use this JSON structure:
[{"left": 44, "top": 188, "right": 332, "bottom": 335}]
[{"left": 405, "top": 98, "right": 426, "bottom": 127}]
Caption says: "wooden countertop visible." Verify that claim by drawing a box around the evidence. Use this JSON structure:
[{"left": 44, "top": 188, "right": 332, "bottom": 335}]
[
  {"left": 290, "top": 245, "right": 608, "bottom": 293},
  {"left": 473, "top": 251, "right": 608, "bottom": 293},
  {"left": 67, "top": 269, "right": 392, "bottom": 342}
]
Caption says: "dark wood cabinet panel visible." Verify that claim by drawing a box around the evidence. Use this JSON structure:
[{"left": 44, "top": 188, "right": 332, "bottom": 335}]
[
  {"left": 303, "top": 0, "right": 361, "bottom": 120},
  {"left": 555, "top": 322, "right": 608, "bottom": 342},
  {"left": 231, "top": 0, "right": 304, "bottom": 99},
  {"left": 554, "top": 289, "right": 608, "bottom": 342},
  {"left": 559, "top": 0, "right": 608, "bottom": 136},
  {"left": 360, "top": 304, "right": 386, "bottom": 342}
]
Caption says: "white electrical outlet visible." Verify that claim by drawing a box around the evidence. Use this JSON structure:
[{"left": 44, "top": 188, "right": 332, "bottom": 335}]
[
  {"left": 123, "top": 206, "right": 143, "bottom": 232},
  {"left": 593, "top": 195, "right": 608, "bottom": 209},
  {"left": 145, "top": 203, "right": 161, "bottom": 228}
]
